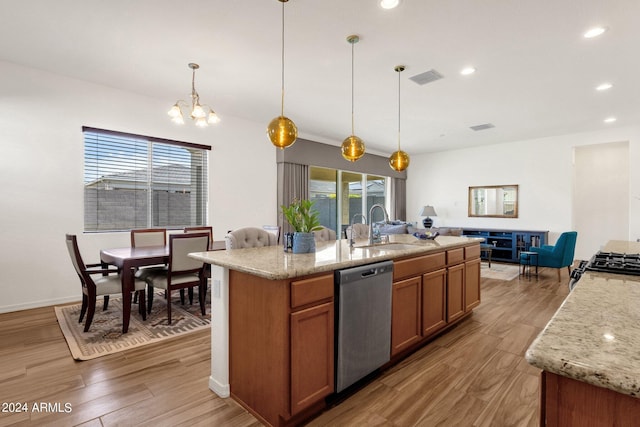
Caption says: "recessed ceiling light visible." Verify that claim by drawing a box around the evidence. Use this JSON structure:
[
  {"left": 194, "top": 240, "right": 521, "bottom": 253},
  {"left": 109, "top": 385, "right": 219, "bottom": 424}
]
[
  {"left": 604, "top": 117, "right": 617, "bottom": 123},
  {"left": 584, "top": 26, "right": 607, "bottom": 38},
  {"left": 460, "top": 67, "right": 476, "bottom": 76},
  {"left": 596, "top": 82, "right": 613, "bottom": 91},
  {"left": 380, "top": 0, "right": 400, "bottom": 9}
]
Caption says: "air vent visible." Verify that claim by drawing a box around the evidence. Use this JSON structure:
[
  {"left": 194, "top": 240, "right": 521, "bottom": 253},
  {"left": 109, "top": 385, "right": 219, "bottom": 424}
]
[
  {"left": 409, "top": 69, "right": 444, "bottom": 85},
  {"left": 470, "top": 123, "right": 495, "bottom": 131}
]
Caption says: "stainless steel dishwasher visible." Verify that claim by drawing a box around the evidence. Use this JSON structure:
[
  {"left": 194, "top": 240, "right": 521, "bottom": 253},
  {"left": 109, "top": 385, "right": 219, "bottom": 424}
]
[{"left": 335, "top": 260, "right": 393, "bottom": 393}]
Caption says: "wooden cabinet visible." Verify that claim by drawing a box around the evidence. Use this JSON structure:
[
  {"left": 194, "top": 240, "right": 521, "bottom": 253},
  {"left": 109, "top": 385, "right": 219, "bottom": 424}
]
[
  {"left": 229, "top": 271, "right": 334, "bottom": 426},
  {"left": 391, "top": 276, "right": 422, "bottom": 356},
  {"left": 447, "top": 263, "right": 465, "bottom": 323},
  {"left": 465, "top": 258, "right": 481, "bottom": 311},
  {"left": 540, "top": 371, "right": 640, "bottom": 426},
  {"left": 391, "top": 244, "right": 480, "bottom": 358},
  {"left": 290, "top": 274, "right": 334, "bottom": 416},
  {"left": 422, "top": 269, "right": 447, "bottom": 336},
  {"left": 291, "top": 302, "right": 334, "bottom": 415}
]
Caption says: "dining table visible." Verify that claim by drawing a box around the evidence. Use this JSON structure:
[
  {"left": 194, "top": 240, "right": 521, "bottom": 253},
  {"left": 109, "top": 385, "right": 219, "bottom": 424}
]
[
  {"left": 100, "top": 245, "right": 169, "bottom": 333},
  {"left": 100, "top": 240, "right": 226, "bottom": 333}
]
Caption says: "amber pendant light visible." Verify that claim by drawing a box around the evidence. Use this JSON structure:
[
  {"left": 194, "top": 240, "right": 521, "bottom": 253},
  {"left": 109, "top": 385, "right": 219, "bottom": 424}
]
[
  {"left": 341, "top": 35, "right": 365, "bottom": 162},
  {"left": 389, "top": 65, "right": 410, "bottom": 171},
  {"left": 267, "top": 0, "right": 297, "bottom": 149}
]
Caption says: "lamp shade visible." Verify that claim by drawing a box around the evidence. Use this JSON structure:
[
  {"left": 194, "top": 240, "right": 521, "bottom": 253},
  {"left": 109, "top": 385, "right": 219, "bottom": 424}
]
[
  {"left": 420, "top": 205, "right": 437, "bottom": 217},
  {"left": 341, "top": 135, "right": 365, "bottom": 161},
  {"left": 267, "top": 115, "right": 298, "bottom": 149}
]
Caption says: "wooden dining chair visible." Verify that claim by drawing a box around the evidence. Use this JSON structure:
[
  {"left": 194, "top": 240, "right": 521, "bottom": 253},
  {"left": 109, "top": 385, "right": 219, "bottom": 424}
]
[
  {"left": 130, "top": 228, "right": 167, "bottom": 248},
  {"left": 130, "top": 228, "right": 167, "bottom": 303},
  {"left": 183, "top": 226, "right": 214, "bottom": 304},
  {"left": 184, "top": 226, "right": 214, "bottom": 250},
  {"left": 65, "top": 234, "right": 147, "bottom": 332},
  {"left": 144, "top": 233, "right": 210, "bottom": 325}
]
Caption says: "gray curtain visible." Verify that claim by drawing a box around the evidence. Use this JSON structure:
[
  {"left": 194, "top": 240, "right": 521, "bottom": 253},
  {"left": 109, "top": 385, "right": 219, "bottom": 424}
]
[
  {"left": 390, "top": 177, "right": 407, "bottom": 221},
  {"left": 277, "top": 162, "right": 309, "bottom": 235}
]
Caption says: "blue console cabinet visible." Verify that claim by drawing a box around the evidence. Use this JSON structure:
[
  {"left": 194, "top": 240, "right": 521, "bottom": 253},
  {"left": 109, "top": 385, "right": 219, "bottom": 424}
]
[{"left": 461, "top": 228, "right": 549, "bottom": 263}]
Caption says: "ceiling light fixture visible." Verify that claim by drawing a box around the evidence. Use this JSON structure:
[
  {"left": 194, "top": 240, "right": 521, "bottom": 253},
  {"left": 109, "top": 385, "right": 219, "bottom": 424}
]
[
  {"left": 460, "top": 67, "right": 476, "bottom": 76},
  {"left": 380, "top": 0, "right": 400, "bottom": 9},
  {"left": 596, "top": 82, "right": 613, "bottom": 91},
  {"left": 604, "top": 117, "right": 617, "bottom": 123},
  {"left": 584, "top": 26, "right": 607, "bottom": 38},
  {"left": 168, "top": 63, "right": 220, "bottom": 127},
  {"left": 267, "top": 0, "right": 297, "bottom": 149},
  {"left": 341, "top": 35, "right": 366, "bottom": 162},
  {"left": 389, "top": 65, "right": 410, "bottom": 172}
]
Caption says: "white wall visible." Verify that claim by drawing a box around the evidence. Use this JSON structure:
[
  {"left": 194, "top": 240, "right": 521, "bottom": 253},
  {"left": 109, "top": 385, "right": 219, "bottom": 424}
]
[
  {"left": 407, "top": 126, "right": 640, "bottom": 260},
  {"left": 3, "top": 58, "right": 640, "bottom": 312},
  {"left": 0, "top": 61, "right": 277, "bottom": 313}
]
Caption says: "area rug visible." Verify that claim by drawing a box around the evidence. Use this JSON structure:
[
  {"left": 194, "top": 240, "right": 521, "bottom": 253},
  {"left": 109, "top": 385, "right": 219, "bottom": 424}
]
[
  {"left": 55, "top": 291, "right": 210, "bottom": 360},
  {"left": 481, "top": 262, "right": 520, "bottom": 281}
]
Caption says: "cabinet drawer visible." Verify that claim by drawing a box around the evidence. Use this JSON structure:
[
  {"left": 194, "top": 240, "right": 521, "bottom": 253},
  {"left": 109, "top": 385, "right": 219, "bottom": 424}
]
[
  {"left": 393, "top": 252, "right": 446, "bottom": 280},
  {"left": 447, "top": 248, "right": 464, "bottom": 265},
  {"left": 465, "top": 244, "right": 480, "bottom": 260},
  {"left": 291, "top": 274, "right": 334, "bottom": 309}
]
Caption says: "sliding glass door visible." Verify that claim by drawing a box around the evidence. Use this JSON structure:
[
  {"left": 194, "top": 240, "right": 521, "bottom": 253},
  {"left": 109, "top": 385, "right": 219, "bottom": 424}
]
[{"left": 309, "top": 166, "right": 388, "bottom": 238}]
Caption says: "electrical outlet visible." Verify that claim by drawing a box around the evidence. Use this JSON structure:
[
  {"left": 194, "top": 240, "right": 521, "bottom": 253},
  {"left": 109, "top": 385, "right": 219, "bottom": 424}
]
[{"left": 214, "top": 279, "right": 221, "bottom": 298}]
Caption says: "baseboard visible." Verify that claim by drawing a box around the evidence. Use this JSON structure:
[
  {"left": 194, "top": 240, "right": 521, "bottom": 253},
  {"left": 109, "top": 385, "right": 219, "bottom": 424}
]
[
  {"left": 0, "top": 296, "right": 80, "bottom": 314},
  {"left": 209, "top": 376, "right": 230, "bottom": 398}
]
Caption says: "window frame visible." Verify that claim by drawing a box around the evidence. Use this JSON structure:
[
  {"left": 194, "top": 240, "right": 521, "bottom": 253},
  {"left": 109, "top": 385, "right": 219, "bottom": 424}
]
[{"left": 83, "top": 126, "right": 211, "bottom": 233}]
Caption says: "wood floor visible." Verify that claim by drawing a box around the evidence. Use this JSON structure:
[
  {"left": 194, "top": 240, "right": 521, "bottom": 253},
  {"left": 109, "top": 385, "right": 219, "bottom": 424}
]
[{"left": 0, "top": 265, "right": 570, "bottom": 427}]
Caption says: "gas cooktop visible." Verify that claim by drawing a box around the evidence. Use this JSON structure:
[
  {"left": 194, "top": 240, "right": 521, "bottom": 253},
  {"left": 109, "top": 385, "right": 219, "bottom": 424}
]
[{"left": 586, "top": 251, "right": 640, "bottom": 276}]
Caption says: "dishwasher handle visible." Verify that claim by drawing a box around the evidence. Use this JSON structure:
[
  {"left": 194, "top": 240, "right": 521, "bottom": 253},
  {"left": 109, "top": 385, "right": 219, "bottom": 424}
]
[{"left": 361, "top": 268, "right": 377, "bottom": 277}]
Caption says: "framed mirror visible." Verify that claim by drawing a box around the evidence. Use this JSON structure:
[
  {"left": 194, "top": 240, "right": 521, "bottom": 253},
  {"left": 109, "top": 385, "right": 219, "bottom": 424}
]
[{"left": 468, "top": 185, "right": 518, "bottom": 218}]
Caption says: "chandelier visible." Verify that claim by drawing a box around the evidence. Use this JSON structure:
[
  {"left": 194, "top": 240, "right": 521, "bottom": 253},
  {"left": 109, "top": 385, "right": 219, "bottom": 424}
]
[{"left": 168, "top": 63, "right": 220, "bottom": 128}]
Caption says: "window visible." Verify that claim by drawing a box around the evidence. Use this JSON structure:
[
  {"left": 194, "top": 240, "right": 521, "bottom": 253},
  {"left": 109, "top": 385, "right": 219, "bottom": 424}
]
[
  {"left": 83, "top": 127, "right": 210, "bottom": 232},
  {"left": 309, "top": 166, "right": 388, "bottom": 237}
]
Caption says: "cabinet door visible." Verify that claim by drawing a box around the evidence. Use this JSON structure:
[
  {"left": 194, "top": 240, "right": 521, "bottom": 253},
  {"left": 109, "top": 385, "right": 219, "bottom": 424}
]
[
  {"left": 447, "top": 264, "right": 465, "bottom": 323},
  {"left": 422, "top": 269, "right": 447, "bottom": 337},
  {"left": 391, "top": 276, "right": 422, "bottom": 356},
  {"left": 465, "top": 258, "right": 481, "bottom": 311},
  {"left": 290, "top": 302, "right": 334, "bottom": 415}
]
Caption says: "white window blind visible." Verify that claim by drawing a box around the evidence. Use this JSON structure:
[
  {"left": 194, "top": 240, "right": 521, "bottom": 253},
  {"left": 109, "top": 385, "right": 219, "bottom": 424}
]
[{"left": 83, "top": 127, "right": 210, "bottom": 232}]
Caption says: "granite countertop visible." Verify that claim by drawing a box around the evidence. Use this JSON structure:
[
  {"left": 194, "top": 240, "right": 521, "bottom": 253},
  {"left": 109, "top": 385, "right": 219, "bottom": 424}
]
[
  {"left": 189, "top": 234, "right": 482, "bottom": 280},
  {"left": 526, "top": 240, "right": 640, "bottom": 398}
]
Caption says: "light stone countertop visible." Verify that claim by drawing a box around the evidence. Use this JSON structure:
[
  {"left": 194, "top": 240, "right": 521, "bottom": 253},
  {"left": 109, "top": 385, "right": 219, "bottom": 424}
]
[
  {"left": 189, "top": 234, "right": 482, "bottom": 280},
  {"left": 526, "top": 240, "right": 640, "bottom": 398}
]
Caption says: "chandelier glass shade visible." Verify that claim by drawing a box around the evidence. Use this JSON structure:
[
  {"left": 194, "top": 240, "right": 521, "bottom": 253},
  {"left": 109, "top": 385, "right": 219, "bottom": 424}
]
[
  {"left": 168, "top": 63, "right": 219, "bottom": 128},
  {"left": 341, "top": 34, "right": 365, "bottom": 162},
  {"left": 268, "top": 0, "right": 297, "bottom": 149},
  {"left": 389, "top": 65, "right": 410, "bottom": 171}
]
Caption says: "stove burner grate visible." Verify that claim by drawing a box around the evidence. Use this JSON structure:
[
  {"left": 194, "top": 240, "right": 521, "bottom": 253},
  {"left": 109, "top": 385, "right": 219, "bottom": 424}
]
[{"left": 586, "top": 251, "right": 640, "bottom": 275}]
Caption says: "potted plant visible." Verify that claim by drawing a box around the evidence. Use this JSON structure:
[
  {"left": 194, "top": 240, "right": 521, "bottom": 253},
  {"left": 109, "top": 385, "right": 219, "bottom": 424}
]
[{"left": 281, "top": 199, "right": 322, "bottom": 253}]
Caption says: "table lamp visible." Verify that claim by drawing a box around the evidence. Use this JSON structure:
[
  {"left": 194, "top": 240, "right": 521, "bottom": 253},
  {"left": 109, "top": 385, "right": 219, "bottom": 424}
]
[{"left": 420, "top": 205, "right": 437, "bottom": 228}]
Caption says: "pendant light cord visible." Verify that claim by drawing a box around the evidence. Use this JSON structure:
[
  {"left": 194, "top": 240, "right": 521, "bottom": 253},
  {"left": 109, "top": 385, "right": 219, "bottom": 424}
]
[
  {"left": 280, "top": 0, "right": 285, "bottom": 117},
  {"left": 351, "top": 39, "right": 355, "bottom": 135},
  {"left": 191, "top": 68, "right": 198, "bottom": 107},
  {"left": 397, "top": 69, "right": 401, "bottom": 150}
]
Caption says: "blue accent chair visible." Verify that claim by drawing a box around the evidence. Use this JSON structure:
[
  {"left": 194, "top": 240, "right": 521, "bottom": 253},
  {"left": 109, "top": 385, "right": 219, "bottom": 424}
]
[{"left": 523, "top": 231, "right": 577, "bottom": 282}]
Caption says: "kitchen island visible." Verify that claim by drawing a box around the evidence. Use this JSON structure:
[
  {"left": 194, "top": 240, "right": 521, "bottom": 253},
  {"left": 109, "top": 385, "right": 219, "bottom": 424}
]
[
  {"left": 190, "top": 234, "right": 482, "bottom": 426},
  {"left": 526, "top": 240, "right": 640, "bottom": 426}
]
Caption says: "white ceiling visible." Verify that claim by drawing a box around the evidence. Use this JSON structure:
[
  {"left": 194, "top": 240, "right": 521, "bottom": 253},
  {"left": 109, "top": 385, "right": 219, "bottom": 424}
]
[{"left": 2, "top": 0, "right": 639, "bottom": 155}]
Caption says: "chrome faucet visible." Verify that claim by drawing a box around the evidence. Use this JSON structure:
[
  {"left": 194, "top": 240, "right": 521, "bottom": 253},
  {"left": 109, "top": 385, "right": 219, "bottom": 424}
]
[
  {"left": 368, "top": 204, "right": 390, "bottom": 245},
  {"left": 348, "top": 213, "right": 367, "bottom": 247}
]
